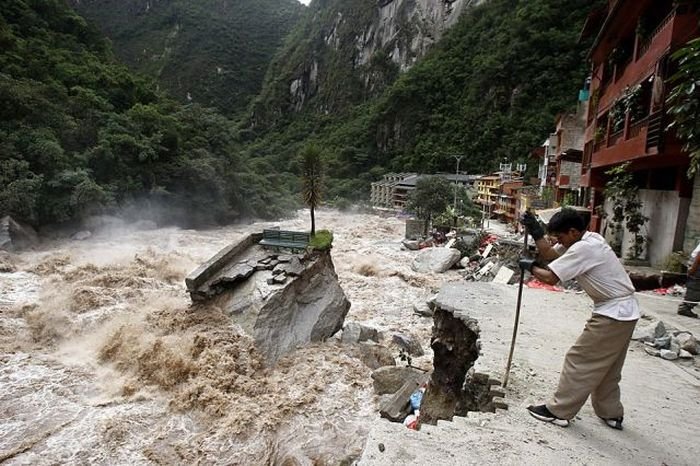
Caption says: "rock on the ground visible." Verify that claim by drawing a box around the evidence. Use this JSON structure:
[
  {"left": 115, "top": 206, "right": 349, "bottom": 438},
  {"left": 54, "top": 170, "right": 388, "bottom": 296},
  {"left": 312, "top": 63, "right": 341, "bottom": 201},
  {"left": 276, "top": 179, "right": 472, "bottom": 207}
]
[
  {"left": 342, "top": 322, "right": 381, "bottom": 344},
  {"left": 654, "top": 335, "right": 671, "bottom": 349},
  {"left": 644, "top": 346, "right": 661, "bottom": 357},
  {"left": 347, "top": 343, "right": 396, "bottom": 369},
  {"left": 679, "top": 349, "right": 694, "bottom": 359},
  {"left": 675, "top": 332, "right": 699, "bottom": 355},
  {"left": 413, "top": 301, "right": 433, "bottom": 317},
  {"left": 660, "top": 349, "right": 679, "bottom": 361},
  {"left": 392, "top": 333, "right": 424, "bottom": 356},
  {"left": 632, "top": 320, "right": 666, "bottom": 343},
  {"left": 371, "top": 366, "right": 426, "bottom": 395},
  {"left": 411, "top": 247, "right": 461, "bottom": 273},
  {"left": 402, "top": 239, "right": 421, "bottom": 251}
]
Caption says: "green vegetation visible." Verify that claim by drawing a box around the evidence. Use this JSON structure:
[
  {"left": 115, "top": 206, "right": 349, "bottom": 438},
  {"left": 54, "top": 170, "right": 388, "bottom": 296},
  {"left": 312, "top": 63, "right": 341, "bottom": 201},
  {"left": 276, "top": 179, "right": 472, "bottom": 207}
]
[
  {"left": 604, "top": 163, "right": 648, "bottom": 260},
  {"left": 406, "top": 177, "right": 454, "bottom": 234},
  {"left": 246, "top": 0, "right": 597, "bottom": 203},
  {"left": 69, "top": 0, "right": 303, "bottom": 116},
  {"left": 309, "top": 229, "right": 333, "bottom": 251},
  {"left": 667, "top": 37, "right": 700, "bottom": 178},
  {"left": 0, "top": 0, "right": 295, "bottom": 227}
]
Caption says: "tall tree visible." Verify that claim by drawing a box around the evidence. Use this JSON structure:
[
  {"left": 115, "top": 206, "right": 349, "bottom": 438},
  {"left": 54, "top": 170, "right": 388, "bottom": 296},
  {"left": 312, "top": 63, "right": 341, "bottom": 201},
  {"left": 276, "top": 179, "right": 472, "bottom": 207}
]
[
  {"left": 299, "top": 144, "right": 324, "bottom": 235},
  {"left": 406, "top": 176, "right": 453, "bottom": 235},
  {"left": 667, "top": 37, "right": 700, "bottom": 178}
]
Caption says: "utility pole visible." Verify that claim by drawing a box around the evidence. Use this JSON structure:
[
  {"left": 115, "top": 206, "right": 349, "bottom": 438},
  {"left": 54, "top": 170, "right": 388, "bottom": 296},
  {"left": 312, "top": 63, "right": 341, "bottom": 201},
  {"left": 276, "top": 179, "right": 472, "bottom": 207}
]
[{"left": 452, "top": 155, "right": 463, "bottom": 213}]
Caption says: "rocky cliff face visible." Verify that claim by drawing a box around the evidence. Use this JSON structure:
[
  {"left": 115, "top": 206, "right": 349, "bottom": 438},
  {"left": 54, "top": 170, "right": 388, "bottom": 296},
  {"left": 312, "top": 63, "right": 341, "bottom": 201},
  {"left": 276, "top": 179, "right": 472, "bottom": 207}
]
[{"left": 251, "top": 0, "right": 485, "bottom": 128}]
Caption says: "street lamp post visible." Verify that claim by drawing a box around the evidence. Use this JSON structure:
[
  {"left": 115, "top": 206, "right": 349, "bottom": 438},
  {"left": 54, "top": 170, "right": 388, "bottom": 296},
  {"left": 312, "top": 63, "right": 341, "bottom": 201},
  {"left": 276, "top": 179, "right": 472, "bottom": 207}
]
[{"left": 452, "top": 155, "right": 463, "bottom": 212}]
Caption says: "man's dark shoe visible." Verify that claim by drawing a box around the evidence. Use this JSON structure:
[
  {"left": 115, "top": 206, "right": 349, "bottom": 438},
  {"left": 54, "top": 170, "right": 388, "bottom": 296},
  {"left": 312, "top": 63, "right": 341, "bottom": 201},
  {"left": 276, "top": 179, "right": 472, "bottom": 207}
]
[
  {"left": 600, "top": 416, "right": 623, "bottom": 430},
  {"left": 526, "top": 404, "right": 569, "bottom": 427},
  {"left": 678, "top": 308, "right": 699, "bottom": 318}
]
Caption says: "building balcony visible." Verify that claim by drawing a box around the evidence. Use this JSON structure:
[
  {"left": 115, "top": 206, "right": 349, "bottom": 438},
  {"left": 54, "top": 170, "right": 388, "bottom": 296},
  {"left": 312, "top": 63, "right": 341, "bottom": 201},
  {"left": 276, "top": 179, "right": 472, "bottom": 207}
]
[{"left": 595, "top": 6, "right": 698, "bottom": 112}]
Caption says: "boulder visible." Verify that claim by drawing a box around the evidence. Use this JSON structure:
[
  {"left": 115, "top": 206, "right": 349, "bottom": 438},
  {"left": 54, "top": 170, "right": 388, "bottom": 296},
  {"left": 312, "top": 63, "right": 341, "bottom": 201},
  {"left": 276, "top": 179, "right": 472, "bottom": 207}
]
[
  {"left": 1, "top": 216, "right": 39, "bottom": 251},
  {"left": 250, "top": 252, "right": 350, "bottom": 364},
  {"left": 392, "top": 332, "right": 424, "bottom": 357},
  {"left": 411, "top": 247, "right": 461, "bottom": 273},
  {"left": 632, "top": 320, "right": 666, "bottom": 343},
  {"left": 347, "top": 343, "right": 396, "bottom": 369},
  {"left": 341, "top": 322, "right": 381, "bottom": 344},
  {"left": 679, "top": 349, "right": 694, "bottom": 359},
  {"left": 371, "top": 366, "right": 426, "bottom": 395},
  {"left": 402, "top": 239, "right": 421, "bottom": 251}
]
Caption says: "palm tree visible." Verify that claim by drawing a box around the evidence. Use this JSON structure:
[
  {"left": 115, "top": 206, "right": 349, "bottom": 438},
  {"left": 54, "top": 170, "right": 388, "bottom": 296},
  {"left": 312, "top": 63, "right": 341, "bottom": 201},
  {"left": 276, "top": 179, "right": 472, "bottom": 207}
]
[{"left": 299, "top": 144, "right": 323, "bottom": 235}]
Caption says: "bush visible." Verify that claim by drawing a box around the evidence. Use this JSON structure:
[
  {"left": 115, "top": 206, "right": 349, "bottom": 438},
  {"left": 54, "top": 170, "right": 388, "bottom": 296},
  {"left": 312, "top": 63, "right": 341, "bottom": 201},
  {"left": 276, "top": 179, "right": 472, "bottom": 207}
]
[{"left": 309, "top": 229, "right": 333, "bottom": 251}]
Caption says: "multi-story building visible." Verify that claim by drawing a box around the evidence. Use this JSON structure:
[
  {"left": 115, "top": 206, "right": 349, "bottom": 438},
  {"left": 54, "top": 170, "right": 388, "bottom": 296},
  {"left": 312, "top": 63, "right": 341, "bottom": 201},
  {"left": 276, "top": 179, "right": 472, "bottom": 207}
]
[
  {"left": 370, "top": 173, "right": 416, "bottom": 209},
  {"left": 370, "top": 172, "right": 474, "bottom": 211},
  {"left": 553, "top": 100, "right": 588, "bottom": 205},
  {"left": 580, "top": 0, "right": 700, "bottom": 265},
  {"left": 495, "top": 180, "right": 524, "bottom": 226},
  {"left": 474, "top": 175, "right": 500, "bottom": 208}
]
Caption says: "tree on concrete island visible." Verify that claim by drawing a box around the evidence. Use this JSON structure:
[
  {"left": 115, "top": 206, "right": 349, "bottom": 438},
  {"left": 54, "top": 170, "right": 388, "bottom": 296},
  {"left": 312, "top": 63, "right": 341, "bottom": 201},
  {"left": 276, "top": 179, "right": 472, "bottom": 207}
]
[
  {"left": 300, "top": 144, "right": 324, "bottom": 235},
  {"left": 406, "top": 176, "right": 453, "bottom": 235},
  {"left": 667, "top": 37, "right": 700, "bottom": 178}
]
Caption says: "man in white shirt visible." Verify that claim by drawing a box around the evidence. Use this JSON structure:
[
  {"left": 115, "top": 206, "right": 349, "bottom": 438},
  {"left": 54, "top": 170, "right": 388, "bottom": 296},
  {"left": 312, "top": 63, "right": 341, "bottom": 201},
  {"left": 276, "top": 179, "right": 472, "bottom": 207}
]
[
  {"left": 678, "top": 240, "right": 700, "bottom": 318},
  {"left": 519, "top": 208, "right": 639, "bottom": 430}
]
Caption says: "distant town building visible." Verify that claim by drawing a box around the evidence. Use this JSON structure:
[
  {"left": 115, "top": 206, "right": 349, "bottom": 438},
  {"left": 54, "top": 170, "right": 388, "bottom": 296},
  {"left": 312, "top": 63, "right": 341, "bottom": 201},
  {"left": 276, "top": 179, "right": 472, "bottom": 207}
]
[{"left": 370, "top": 172, "right": 475, "bottom": 210}]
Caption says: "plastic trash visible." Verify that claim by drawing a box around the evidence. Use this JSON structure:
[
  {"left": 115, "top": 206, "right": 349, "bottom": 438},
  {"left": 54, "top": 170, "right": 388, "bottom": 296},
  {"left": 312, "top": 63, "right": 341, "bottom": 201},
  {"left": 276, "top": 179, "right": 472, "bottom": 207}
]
[{"left": 410, "top": 387, "right": 425, "bottom": 411}]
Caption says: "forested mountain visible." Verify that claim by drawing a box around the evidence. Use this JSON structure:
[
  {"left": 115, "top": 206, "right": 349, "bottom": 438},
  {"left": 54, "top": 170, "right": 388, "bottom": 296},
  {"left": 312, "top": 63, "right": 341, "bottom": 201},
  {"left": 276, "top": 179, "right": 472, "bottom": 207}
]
[
  {"left": 1, "top": 0, "right": 602, "bottom": 229},
  {"left": 0, "top": 0, "right": 295, "bottom": 228},
  {"left": 245, "top": 0, "right": 599, "bottom": 202},
  {"left": 69, "top": 0, "right": 304, "bottom": 116},
  {"left": 250, "top": 0, "right": 473, "bottom": 131}
]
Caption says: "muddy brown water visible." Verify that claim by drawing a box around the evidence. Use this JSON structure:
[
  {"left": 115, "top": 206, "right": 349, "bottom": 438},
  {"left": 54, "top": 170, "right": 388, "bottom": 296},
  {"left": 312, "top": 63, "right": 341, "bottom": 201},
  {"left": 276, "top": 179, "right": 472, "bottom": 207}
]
[{"left": 0, "top": 210, "right": 462, "bottom": 465}]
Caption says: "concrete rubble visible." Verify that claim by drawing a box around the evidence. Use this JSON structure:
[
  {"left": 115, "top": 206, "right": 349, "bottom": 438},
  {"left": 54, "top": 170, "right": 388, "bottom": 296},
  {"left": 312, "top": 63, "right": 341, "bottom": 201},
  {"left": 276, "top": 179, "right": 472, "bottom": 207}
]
[{"left": 632, "top": 319, "right": 700, "bottom": 362}]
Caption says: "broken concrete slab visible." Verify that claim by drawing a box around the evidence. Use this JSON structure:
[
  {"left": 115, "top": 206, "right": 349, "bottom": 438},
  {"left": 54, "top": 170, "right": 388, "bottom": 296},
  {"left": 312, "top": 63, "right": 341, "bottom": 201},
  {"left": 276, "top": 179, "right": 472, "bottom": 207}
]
[
  {"left": 186, "top": 233, "right": 263, "bottom": 297},
  {"left": 660, "top": 349, "right": 679, "bottom": 360},
  {"left": 492, "top": 266, "right": 514, "bottom": 284},
  {"left": 411, "top": 247, "right": 461, "bottom": 273}
]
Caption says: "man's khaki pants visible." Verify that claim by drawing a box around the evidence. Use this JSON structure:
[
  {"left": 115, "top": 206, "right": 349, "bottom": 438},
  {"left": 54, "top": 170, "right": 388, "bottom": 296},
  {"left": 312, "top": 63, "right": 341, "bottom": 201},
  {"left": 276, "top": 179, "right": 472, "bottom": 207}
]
[{"left": 547, "top": 314, "right": 637, "bottom": 420}]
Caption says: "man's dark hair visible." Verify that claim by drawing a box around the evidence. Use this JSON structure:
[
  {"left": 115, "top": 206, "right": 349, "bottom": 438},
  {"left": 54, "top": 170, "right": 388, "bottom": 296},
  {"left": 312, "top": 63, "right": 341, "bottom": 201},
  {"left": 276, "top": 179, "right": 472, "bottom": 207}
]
[{"left": 547, "top": 208, "right": 586, "bottom": 234}]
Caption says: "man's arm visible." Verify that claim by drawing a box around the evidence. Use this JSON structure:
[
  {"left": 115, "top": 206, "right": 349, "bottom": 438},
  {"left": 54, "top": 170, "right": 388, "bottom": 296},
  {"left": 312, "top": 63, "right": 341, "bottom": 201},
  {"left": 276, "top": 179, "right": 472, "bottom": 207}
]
[
  {"left": 531, "top": 264, "right": 561, "bottom": 285},
  {"left": 690, "top": 253, "right": 700, "bottom": 275},
  {"left": 533, "top": 237, "right": 561, "bottom": 262}
]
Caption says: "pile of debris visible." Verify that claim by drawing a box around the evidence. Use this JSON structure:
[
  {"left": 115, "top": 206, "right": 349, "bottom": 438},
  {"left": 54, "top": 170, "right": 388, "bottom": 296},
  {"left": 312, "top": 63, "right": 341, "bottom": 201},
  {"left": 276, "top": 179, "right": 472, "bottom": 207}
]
[{"left": 632, "top": 320, "right": 699, "bottom": 361}]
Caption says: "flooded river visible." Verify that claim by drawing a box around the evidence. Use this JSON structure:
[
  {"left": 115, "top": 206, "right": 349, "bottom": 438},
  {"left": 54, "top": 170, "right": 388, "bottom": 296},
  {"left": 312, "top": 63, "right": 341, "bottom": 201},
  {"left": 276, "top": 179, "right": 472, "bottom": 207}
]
[{"left": 0, "top": 209, "right": 458, "bottom": 465}]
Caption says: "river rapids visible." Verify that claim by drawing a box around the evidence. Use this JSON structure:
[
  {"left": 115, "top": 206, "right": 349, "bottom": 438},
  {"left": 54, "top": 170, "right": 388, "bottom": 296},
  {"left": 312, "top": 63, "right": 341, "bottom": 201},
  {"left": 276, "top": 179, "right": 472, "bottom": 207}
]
[{"left": 0, "top": 209, "right": 459, "bottom": 465}]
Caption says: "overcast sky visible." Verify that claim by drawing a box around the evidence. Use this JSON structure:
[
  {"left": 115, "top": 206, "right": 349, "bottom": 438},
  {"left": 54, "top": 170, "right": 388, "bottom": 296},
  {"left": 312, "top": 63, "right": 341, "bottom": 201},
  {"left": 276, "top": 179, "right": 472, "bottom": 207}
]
[{"left": 298, "top": 0, "right": 311, "bottom": 5}]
